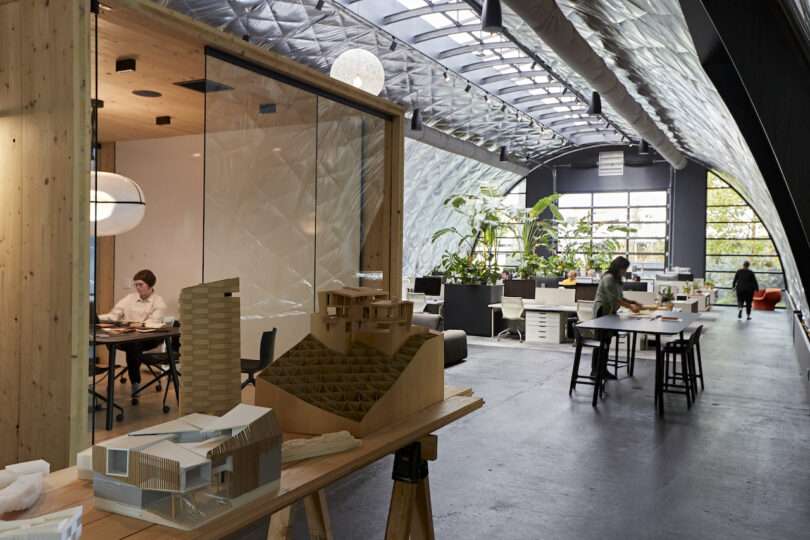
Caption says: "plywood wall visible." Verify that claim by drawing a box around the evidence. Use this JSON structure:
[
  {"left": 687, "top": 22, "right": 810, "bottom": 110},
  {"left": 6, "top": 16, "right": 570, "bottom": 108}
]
[{"left": 0, "top": 0, "right": 89, "bottom": 469}]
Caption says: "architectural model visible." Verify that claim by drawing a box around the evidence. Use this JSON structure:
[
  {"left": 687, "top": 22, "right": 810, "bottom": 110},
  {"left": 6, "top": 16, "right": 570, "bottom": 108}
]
[
  {"left": 90, "top": 404, "right": 281, "bottom": 530},
  {"left": 0, "top": 459, "right": 50, "bottom": 514},
  {"left": 0, "top": 506, "right": 82, "bottom": 540},
  {"left": 179, "top": 278, "right": 242, "bottom": 416},
  {"left": 256, "top": 287, "right": 444, "bottom": 437}
]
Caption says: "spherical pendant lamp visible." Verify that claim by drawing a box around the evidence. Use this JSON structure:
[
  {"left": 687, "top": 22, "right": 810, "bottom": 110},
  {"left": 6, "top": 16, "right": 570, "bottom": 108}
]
[
  {"left": 90, "top": 171, "right": 146, "bottom": 236},
  {"left": 329, "top": 48, "right": 385, "bottom": 96}
]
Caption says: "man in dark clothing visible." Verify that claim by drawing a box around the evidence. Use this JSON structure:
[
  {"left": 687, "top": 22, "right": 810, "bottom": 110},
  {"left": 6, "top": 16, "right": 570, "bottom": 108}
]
[{"left": 732, "top": 261, "right": 759, "bottom": 320}]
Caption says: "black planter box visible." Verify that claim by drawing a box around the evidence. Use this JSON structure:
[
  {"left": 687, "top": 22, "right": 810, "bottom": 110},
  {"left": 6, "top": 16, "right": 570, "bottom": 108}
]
[{"left": 444, "top": 284, "right": 503, "bottom": 336}]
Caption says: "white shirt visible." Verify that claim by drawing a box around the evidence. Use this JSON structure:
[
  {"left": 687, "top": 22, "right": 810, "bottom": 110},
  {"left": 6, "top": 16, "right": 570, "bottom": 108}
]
[{"left": 100, "top": 292, "right": 167, "bottom": 328}]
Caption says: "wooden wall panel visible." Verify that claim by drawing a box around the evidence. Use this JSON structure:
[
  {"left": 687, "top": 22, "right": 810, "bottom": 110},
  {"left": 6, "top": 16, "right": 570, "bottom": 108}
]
[
  {"left": 0, "top": 0, "right": 23, "bottom": 468},
  {"left": 388, "top": 116, "right": 405, "bottom": 299},
  {"left": 0, "top": 0, "right": 89, "bottom": 470}
]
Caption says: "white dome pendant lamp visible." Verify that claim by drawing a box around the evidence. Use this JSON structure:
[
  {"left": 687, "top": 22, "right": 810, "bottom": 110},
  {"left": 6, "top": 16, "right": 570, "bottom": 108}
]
[
  {"left": 90, "top": 171, "right": 146, "bottom": 236},
  {"left": 329, "top": 48, "right": 385, "bottom": 96}
]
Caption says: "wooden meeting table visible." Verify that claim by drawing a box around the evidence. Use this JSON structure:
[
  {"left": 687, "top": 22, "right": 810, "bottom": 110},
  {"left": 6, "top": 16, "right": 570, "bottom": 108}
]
[
  {"left": 91, "top": 326, "right": 181, "bottom": 430},
  {"left": 578, "top": 311, "right": 699, "bottom": 414}
]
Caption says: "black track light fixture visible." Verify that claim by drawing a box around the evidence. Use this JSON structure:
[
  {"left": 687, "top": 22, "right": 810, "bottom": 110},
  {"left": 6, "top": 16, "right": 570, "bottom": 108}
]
[
  {"left": 639, "top": 139, "right": 650, "bottom": 155},
  {"left": 316, "top": 0, "right": 325, "bottom": 10},
  {"left": 587, "top": 91, "right": 601, "bottom": 115},
  {"left": 481, "top": 0, "right": 503, "bottom": 33},
  {"left": 411, "top": 108, "right": 422, "bottom": 131},
  {"left": 499, "top": 146, "right": 508, "bottom": 162},
  {"left": 464, "top": 83, "right": 471, "bottom": 92},
  {"left": 389, "top": 39, "right": 397, "bottom": 52}
]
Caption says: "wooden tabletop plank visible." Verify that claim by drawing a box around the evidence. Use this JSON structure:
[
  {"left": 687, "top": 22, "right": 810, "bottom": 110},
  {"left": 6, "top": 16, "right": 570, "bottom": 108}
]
[{"left": 77, "top": 395, "right": 482, "bottom": 539}]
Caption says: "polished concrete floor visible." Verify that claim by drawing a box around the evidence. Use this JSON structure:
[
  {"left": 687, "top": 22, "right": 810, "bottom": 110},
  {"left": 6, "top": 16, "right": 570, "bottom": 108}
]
[{"left": 289, "top": 307, "right": 810, "bottom": 539}]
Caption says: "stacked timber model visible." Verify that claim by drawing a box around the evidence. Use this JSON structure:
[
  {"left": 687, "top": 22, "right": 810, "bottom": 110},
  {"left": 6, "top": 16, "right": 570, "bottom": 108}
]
[{"left": 255, "top": 287, "right": 445, "bottom": 436}]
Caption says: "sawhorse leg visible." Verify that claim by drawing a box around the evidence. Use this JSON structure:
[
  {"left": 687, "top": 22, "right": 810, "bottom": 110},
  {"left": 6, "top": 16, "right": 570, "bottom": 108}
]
[
  {"left": 266, "top": 490, "right": 333, "bottom": 540},
  {"left": 385, "top": 435, "right": 437, "bottom": 540}
]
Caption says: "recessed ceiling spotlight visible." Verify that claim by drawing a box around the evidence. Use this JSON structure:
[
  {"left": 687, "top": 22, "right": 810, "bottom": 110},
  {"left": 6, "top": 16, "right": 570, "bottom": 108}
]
[
  {"left": 272, "top": 147, "right": 282, "bottom": 152},
  {"left": 155, "top": 116, "right": 171, "bottom": 126},
  {"left": 259, "top": 103, "right": 277, "bottom": 114},
  {"left": 132, "top": 89, "right": 162, "bottom": 98},
  {"left": 192, "top": 152, "right": 201, "bottom": 158},
  {"left": 115, "top": 57, "right": 136, "bottom": 73}
]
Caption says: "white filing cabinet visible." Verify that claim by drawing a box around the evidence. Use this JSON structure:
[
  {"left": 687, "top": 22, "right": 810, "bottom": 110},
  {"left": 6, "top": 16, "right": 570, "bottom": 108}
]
[{"left": 525, "top": 310, "right": 567, "bottom": 344}]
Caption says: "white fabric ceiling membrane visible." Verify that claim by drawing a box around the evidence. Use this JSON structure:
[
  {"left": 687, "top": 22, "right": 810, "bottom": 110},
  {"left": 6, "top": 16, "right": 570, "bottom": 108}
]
[{"left": 154, "top": 0, "right": 636, "bottom": 164}]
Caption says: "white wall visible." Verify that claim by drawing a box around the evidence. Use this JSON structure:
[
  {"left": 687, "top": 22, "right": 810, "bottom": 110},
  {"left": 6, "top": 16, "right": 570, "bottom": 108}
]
[{"left": 114, "top": 135, "right": 204, "bottom": 318}]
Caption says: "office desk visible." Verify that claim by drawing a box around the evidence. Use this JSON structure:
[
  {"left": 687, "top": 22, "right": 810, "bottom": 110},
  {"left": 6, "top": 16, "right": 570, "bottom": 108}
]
[
  {"left": 489, "top": 303, "right": 578, "bottom": 343},
  {"left": 578, "top": 312, "right": 698, "bottom": 415},
  {"left": 92, "top": 327, "right": 180, "bottom": 431},
  {"left": 11, "top": 389, "right": 484, "bottom": 540}
]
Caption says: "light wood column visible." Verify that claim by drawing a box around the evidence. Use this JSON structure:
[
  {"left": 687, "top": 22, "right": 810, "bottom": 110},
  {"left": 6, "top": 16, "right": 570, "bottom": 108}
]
[{"left": 0, "top": 0, "right": 90, "bottom": 469}]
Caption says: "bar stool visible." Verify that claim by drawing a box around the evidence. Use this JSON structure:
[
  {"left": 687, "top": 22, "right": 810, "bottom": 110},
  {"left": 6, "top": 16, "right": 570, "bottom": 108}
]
[
  {"left": 569, "top": 325, "right": 613, "bottom": 407},
  {"left": 662, "top": 327, "right": 703, "bottom": 408},
  {"left": 664, "top": 325, "right": 704, "bottom": 396}
]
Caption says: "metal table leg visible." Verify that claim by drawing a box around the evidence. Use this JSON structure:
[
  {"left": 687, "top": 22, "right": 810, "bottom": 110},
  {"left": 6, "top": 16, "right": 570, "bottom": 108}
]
[{"left": 106, "top": 343, "right": 117, "bottom": 430}]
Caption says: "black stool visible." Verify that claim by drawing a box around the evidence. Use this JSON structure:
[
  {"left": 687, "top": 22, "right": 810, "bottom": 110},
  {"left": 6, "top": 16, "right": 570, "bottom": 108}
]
[
  {"left": 662, "top": 328, "right": 703, "bottom": 408},
  {"left": 570, "top": 325, "right": 614, "bottom": 407}
]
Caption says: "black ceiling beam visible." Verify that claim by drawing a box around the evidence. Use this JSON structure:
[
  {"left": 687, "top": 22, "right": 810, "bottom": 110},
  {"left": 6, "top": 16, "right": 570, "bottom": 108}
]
[{"left": 683, "top": 0, "right": 810, "bottom": 307}]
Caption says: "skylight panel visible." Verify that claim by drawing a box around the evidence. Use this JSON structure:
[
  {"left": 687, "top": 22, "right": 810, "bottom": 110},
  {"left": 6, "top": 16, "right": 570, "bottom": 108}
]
[
  {"left": 421, "top": 13, "right": 452, "bottom": 28},
  {"left": 540, "top": 97, "right": 559, "bottom": 105},
  {"left": 457, "top": 9, "right": 477, "bottom": 24},
  {"left": 553, "top": 105, "right": 570, "bottom": 112},
  {"left": 397, "top": 0, "right": 427, "bottom": 9},
  {"left": 449, "top": 33, "right": 474, "bottom": 44}
]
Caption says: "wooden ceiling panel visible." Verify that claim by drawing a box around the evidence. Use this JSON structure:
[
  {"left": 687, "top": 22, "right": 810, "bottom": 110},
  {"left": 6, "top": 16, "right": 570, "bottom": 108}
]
[{"left": 93, "top": 8, "right": 204, "bottom": 142}]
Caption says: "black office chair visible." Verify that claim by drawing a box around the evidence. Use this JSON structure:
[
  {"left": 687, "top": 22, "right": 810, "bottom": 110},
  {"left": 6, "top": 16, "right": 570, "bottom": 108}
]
[
  {"left": 136, "top": 320, "right": 182, "bottom": 413},
  {"left": 241, "top": 328, "right": 277, "bottom": 389},
  {"left": 88, "top": 352, "right": 124, "bottom": 422},
  {"left": 569, "top": 325, "right": 613, "bottom": 407}
]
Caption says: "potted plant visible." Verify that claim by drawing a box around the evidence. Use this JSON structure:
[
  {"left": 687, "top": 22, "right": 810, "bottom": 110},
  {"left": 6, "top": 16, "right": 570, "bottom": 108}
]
[
  {"left": 659, "top": 285, "right": 675, "bottom": 310},
  {"left": 508, "top": 193, "right": 562, "bottom": 289},
  {"left": 431, "top": 187, "right": 508, "bottom": 335}
]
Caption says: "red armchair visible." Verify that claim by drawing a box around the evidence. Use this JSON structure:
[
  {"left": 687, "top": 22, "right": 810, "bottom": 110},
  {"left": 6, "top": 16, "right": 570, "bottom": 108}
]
[{"left": 753, "top": 288, "right": 782, "bottom": 310}]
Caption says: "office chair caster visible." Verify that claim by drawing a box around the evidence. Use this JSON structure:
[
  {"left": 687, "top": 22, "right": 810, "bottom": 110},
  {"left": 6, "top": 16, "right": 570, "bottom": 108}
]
[
  {"left": 162, "top": 405, "right": 170, "bottom": 414},
  {"left": 156, "top": 384, "right": 162, "bottom": 392},
  {"left": 131, "top": 397, "right": 139, "bottom": 406},
  {"left": 116, "top": 413, "right": 124, "bottom": 422},
  {"left": 94, "top": 403, "right": 102, "bottom": 411}
]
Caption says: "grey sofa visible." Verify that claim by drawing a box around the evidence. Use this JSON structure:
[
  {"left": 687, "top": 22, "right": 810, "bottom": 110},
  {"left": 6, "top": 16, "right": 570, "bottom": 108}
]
[{"left": 412, "top": 312, "right": 468, "bottom": 367}]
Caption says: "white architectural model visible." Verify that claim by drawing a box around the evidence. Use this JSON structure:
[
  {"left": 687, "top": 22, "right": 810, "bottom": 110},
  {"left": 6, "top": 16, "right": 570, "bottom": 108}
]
[
  {"left": 89, "top": 404, "right": 282, "bottom": 530},
  {"left": 0, "top": 460, "right": 50, "bottom": 514},
  {"left": 0, "top": 506, "right": 82, "bottom": 540}
]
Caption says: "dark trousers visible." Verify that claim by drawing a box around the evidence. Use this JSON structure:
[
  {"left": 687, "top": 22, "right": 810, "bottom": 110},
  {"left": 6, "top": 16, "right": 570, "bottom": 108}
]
[
  {"left": 737, "top": 289, "right": 755, "bottom": 316},
  {"left": 119, "top": 339, "right": 162, "bottom": 384}
]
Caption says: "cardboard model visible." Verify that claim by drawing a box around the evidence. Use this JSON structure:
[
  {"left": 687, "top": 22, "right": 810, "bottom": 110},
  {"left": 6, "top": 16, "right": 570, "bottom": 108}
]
[
  {"left": 255, "top": 287, "right": 444, "bottom": 436},
  {"left": 91, "top": 404, "right": 282, "bottom": 530},
  {"left": 179, "top": 278, "right": 242, "bottom": 416}
]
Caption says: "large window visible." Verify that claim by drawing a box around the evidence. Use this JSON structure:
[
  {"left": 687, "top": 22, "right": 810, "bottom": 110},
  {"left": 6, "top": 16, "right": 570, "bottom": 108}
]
[
  {"left": 557, "top": 190, "right": 669, "bottom": 271},
  {"left": 704, "top": 172, "right": 784, "bottom": 305},
  {"left": 494, "top": 179, "right": 526, "bottom": 269}
]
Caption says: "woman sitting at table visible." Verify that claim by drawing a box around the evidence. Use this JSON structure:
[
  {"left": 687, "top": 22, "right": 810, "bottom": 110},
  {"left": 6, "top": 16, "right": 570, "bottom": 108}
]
[
  {"left": 590, "top": 256, "right": 642, "bottom": 378},
  {"left": 100, "top": 269, "right": 167, "bottom": 396},
  {"left": 560, "top": 270, "right": 578, "bottom": 286}
]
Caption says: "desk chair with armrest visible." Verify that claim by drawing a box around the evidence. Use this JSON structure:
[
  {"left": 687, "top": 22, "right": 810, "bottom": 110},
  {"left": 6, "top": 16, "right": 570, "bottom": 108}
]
[
  {"left": 241, "top": 328, "right": 277, "bottom": 389},
  {"left": 136, "top": 320, "right": 182, "bottom": 413},
  {"left": 89, "top": 353, "right": 124, "bottom": 423},
  {"left": 497, "top": 296, "right": 525, "bottom": 342}
]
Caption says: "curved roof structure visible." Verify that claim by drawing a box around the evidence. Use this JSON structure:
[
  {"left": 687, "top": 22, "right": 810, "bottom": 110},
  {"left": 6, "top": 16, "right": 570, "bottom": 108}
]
[{"left": 156, "top": 0, "right": 807, "bottom": 315}]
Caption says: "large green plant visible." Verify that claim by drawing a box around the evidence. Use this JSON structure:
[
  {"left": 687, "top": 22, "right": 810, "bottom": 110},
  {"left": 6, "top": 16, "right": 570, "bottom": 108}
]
[
  {"left": 431, "top": 186, "right": 508, "bottom": 285},
  {"left": 509, "top": 193, "right": 562, "bottom": 279},
  {"left": 557, "top": 217, "right": 636, "bottom": 273}
]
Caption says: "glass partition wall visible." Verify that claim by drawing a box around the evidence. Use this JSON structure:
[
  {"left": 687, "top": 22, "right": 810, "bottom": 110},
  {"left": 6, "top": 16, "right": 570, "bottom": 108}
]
[{"left": 203, "top": 51, "right": 389, "bottom": 356}]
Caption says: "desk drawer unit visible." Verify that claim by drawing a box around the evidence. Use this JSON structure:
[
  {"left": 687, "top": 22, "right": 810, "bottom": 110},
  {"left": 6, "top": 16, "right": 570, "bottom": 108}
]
[{"left": 525, "top": 311, "right": 565, "bottom": 343}]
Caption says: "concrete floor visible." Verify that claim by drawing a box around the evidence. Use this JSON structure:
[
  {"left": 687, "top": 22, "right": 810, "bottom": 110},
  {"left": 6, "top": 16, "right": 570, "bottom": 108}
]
[{"left": 288, "top": 307, "right": 810, "bottom": 539}]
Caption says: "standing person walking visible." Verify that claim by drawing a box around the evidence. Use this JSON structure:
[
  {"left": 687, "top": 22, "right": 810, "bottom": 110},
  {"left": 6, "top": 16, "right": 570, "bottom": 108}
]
[{"left": 732, "top": 261, "right": 759, "bottom": 320}]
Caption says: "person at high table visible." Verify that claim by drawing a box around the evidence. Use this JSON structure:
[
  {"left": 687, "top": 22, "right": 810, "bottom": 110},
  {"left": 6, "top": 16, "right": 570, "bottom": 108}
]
[
  {"left": 590, "top": 256, "right": 642, "bottom": 379},
  {"left": 732, "top": 260, "right": 759, "bottom": 321},
  {"left": 99, "top": 269, "right": 167, "bottom": 397}
]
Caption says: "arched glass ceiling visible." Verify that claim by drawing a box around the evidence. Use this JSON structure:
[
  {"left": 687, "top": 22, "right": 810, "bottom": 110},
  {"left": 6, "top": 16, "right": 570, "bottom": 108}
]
[
  {"left": 155, "top": 0, "right": 636, "bottom": 164},
  {"left": 343, "top": 0, "right": 634, "bottom": 148}
]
